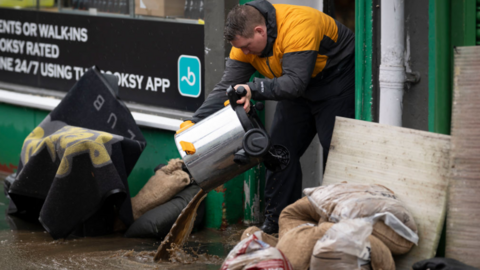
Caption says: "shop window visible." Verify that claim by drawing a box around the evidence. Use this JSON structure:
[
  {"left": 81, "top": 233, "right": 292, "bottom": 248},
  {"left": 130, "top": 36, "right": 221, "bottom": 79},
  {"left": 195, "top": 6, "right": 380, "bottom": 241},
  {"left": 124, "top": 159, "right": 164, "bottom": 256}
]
[
  {"left": 0, "top": 0, "right": 204, "bottom": 24},
  {"left": 0, "top": 0, "right": 50, "bottom": 10},
  {"left": 334, "top": 0, "right": 354, "bottom": 32}
]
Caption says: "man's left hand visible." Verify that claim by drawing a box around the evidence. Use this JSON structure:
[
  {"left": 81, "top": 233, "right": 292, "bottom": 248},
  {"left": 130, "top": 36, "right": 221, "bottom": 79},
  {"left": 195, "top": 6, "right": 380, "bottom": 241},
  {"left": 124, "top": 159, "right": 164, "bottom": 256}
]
[{"left": 234, "top": 84, "right": 252, "bottom": 113}]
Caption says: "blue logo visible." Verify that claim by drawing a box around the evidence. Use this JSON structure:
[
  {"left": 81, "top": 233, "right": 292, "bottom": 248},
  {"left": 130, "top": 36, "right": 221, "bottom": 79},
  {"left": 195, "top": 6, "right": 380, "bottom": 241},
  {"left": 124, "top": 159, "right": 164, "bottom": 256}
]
[{"left": 178, "top": 55, "right": 201, "bottom": 97}]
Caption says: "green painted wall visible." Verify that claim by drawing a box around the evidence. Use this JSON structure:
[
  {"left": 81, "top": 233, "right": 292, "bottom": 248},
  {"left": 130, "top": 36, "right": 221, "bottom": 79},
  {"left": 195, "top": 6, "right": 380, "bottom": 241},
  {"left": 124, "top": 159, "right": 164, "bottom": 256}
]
[
  {"left": 0, "top": 103, "right": 48, "bottom": 173},
  {"left": 429, "top": 0, "right": 477, "bottom": 135},
  {"left": 127, "top": 127, "right": 180, "bottom": 197}
]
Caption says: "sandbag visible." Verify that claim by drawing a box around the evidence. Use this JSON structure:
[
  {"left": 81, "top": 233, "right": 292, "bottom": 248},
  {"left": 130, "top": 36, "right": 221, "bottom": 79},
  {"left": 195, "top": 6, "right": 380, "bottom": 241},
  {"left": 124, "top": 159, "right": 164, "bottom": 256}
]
[
  {"left": 304, "top": 182, "right": 417, "bottom": 254},
  {"left": 125, "top": 184, "right": 204, "bottom": 239},
  {"left": 131, "top": 159, "right": 190, "bottom": 220},
  {"left": 311, "top": 252, "right": 370, "bottom": 270},
  {"left": 309, "top": 236, "right": 395, "bottom": 270},
  {"left": 304, "top": 183, "right": 393, "bottom": 218},
  {"left": 372, "top": 218, "right": 414, "bottom": 255},
  {"left": 158, "top": 158, "right": 184, "bottom": 175},
  {"left": 278, "top": 196, "right": 325, "bottom": 239},
  {"left": 369, "top": 235, "right": 395, "bottom": 270},
  {"left": 330, "top": 195, "right": 417, "bottom": 233},
  {"left": 311, "top": 219, "right": 372, "bottom": 270},
  {"left": 276, "top": 222, "right": 334, "bottom": 270},
  {"left": 335, "top": 195, "right": 417, "bottom": 254},
  {"left": 241, "top": 226, "right": 278, "bottom": 247},
  {"left": 222, "top": 233, "right": 293, "bottom": 270}
]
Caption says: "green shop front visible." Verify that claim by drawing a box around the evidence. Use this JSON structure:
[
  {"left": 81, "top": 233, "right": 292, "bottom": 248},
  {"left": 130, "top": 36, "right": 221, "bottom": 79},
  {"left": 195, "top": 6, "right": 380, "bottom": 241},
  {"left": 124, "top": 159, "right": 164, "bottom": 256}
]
[{"left": 0, "top": 0, "right": 262, "bottom": 229}]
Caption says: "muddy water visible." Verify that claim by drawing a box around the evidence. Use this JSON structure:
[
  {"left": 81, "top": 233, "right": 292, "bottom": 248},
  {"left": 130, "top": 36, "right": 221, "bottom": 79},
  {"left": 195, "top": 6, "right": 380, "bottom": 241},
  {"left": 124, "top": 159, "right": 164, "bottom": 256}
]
[
  {"left": 0, "top": 175, "right": 246, "bottom": 270},
  {"left": 155, "top": 189, "right": 207, "bottom": 261}
]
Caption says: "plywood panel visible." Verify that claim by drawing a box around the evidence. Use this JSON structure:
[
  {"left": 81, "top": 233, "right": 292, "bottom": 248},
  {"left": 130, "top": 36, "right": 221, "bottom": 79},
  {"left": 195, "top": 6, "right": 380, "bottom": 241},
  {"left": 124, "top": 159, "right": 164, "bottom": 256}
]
[
  {"left": 446, "top": 46, "right": 480, "bottom": 267},
  {"left": 322, "top": 117, "right": 450, "bottom": 270}
]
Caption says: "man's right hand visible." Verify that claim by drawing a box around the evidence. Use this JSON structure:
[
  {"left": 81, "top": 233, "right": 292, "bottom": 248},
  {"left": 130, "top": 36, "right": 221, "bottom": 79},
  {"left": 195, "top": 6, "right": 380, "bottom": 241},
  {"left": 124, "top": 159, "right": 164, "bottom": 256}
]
[{"left": 234, "top": 84, "right": 252, "bottom": 113}]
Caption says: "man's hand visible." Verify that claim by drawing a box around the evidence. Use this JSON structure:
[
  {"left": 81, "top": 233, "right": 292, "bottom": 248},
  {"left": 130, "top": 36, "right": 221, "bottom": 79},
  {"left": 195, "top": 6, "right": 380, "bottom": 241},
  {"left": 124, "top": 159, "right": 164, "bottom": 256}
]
[{"left": 234, "top": 84, "right": 252, "bottom": 113}]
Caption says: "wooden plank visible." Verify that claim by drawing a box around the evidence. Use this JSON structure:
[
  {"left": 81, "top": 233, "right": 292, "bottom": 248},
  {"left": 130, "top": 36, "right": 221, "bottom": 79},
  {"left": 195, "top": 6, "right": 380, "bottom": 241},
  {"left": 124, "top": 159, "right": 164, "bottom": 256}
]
[
  {"left": 322, "top": 117, "right": 450, "bottom": 270},
  {"left": 446, "top": 46, "right": 480, "bottom": 267}
]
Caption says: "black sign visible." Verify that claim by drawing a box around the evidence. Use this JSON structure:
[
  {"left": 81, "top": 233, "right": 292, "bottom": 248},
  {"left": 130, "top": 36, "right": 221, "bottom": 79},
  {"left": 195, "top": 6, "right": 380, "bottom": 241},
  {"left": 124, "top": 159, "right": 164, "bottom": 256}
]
[{"left": 0, "top": 8, "right": 205, "bottom": 112}]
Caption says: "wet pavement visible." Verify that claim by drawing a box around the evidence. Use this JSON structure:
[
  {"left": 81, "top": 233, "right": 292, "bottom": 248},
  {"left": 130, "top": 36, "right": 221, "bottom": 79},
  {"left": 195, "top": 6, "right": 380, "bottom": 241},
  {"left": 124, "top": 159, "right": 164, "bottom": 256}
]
[{"left": 0, "top": 174, "right": 246, "bottom": 270}]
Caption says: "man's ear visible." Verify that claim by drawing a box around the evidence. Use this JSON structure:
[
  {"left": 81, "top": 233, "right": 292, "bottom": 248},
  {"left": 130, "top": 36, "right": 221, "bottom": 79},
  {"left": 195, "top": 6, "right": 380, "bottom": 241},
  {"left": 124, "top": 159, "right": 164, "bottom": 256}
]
[{"left": 254, "top": 25, "right": 266, "bottom": 36}]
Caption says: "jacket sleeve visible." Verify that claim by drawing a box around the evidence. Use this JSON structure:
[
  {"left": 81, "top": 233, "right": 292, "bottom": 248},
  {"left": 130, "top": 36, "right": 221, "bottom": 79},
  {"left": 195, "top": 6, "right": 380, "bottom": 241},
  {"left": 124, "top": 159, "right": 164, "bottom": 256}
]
[
  {"left": 246, "top": 50, "right": 318, "bottom": 100},
  {"left": 189, "top": 58, "right": 256, "bottom": 123}
]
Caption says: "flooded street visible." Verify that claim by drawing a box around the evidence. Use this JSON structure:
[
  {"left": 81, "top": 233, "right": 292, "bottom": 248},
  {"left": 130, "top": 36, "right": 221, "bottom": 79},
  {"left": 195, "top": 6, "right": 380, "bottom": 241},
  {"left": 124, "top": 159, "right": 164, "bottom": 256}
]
[{"left": 0, "top": 174, "right": 245, "bottom": 270}]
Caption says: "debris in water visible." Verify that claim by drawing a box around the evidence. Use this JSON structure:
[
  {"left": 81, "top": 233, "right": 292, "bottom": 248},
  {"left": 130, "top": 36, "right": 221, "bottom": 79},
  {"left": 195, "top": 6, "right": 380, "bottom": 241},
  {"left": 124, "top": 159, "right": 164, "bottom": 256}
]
[{"left": 167, "top": 243, "right": 223, "bottom": 265}]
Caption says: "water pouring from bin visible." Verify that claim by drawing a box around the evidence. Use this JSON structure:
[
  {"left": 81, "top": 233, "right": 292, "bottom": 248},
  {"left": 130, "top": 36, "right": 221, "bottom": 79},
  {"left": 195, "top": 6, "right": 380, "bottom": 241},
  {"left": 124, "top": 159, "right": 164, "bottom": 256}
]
[
  {"left": 155, "top": 85, "right": 290, "bottom": 262},
  {"left": 174, "top": 85, "right": 290, "bottom": 193}
]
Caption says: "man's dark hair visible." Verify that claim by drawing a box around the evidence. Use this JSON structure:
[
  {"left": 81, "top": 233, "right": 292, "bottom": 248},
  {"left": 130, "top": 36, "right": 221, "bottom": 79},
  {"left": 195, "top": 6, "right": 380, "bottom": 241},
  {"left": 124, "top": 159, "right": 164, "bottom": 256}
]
[{"left": 224, "top": 5, "right": 265, "bottom": 42}]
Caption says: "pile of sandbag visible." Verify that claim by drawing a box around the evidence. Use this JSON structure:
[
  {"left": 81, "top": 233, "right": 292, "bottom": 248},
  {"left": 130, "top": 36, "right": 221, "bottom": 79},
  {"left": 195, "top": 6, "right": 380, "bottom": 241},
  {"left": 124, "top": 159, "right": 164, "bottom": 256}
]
[
  {"left": 303, "top": 182, "right": 419, "bottom": 255},
  {"left": 131, "top": 159, "right": 190, "bottom": 220},
  {"left": 309, "top": 219, "right": 393, "bottom": 270},
  {"left": 229, "top": 182, "right": 418, "bottom": 270},
  {"left": 124, "top": 159, "right": 205, "bottom": 239}
]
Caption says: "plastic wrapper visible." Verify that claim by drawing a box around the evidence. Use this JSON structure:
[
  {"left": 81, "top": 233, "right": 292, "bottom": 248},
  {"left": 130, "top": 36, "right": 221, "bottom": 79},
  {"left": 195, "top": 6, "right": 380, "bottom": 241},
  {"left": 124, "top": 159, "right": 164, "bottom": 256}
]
[
  {"left": 221, "top": 233, "right": 293, "bottom": 270},
  {"left": 303, "top": 183, "right": 396, "bottom": 219},
  {"left": 367, "top": 212, "right": 418, "bottom": 245},
  {"left": 240, "top": 226, "right": 278, "bottom": 248},
  {"left": 310, "top": 219, "right": 372, "bottom": 270},
  {"left": 304, "top": 183, "right": 418, "bottom": 246}
]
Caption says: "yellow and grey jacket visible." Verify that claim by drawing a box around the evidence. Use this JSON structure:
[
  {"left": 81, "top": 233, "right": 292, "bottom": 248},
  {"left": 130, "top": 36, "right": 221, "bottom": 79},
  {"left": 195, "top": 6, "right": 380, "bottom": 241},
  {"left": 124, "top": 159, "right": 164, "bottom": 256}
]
[{"left": 192, "top": 0, "right": 354, "bottom": 122}]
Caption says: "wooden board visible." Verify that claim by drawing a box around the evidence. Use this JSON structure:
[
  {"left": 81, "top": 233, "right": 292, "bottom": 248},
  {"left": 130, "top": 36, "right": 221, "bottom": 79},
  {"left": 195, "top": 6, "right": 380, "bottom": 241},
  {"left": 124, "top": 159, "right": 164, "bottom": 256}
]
[
  {"left": 322, "top": 117, "right": 450, "bottom": 270},
  {"left": 446, "top": 46, "right": 480, "bottom": 267}
]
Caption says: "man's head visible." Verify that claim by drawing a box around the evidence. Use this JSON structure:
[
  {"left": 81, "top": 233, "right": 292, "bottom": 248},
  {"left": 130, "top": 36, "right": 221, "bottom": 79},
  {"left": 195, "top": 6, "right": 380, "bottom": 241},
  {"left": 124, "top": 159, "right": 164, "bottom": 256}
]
[{"left": 224, "top": 5, "right": 267, "bottom": 56}]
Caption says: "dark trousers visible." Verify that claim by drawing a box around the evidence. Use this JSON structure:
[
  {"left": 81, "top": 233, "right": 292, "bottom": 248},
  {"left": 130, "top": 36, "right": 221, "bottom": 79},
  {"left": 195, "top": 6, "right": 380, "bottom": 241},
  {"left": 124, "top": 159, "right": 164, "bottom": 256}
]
[{"left": 264, "top": 58, "right": 355, "bottom": 224}]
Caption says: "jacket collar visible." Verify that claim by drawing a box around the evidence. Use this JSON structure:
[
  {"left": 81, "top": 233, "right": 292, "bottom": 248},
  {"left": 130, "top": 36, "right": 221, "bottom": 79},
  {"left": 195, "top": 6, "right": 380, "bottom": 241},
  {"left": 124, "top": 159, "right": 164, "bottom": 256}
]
[{"left": 246, "top": 0, "right": 277, "bottom": 58}]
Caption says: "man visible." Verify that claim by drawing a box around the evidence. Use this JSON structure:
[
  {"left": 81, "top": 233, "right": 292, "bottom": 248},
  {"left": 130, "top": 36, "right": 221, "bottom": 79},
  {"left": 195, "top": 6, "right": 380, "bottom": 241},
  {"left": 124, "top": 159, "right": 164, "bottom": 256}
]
[{"left": 187, "top": 0, "right": 355, "bottom": 234}]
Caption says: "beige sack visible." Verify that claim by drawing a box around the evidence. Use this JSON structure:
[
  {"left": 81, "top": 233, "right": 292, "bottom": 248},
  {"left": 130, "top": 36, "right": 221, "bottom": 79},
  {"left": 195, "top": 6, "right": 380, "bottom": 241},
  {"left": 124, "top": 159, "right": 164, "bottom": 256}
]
[
  {"left": 241, "top": 226, "right": 262, "bottom": 240},
  {"left": 370, "top": 235, "right": 395, "bottom": 270},
  {"left": 131, "top": 159, "right": 190, "bottom": 220},
  {"left": 276, "top": 222, "right": 334, "bottom": 270},
  {"left": 158, "top": 158, "right": 184, "bottom": 174},
  {"left": 278, "top": 196, "right": 325, "bottom": 239}
]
